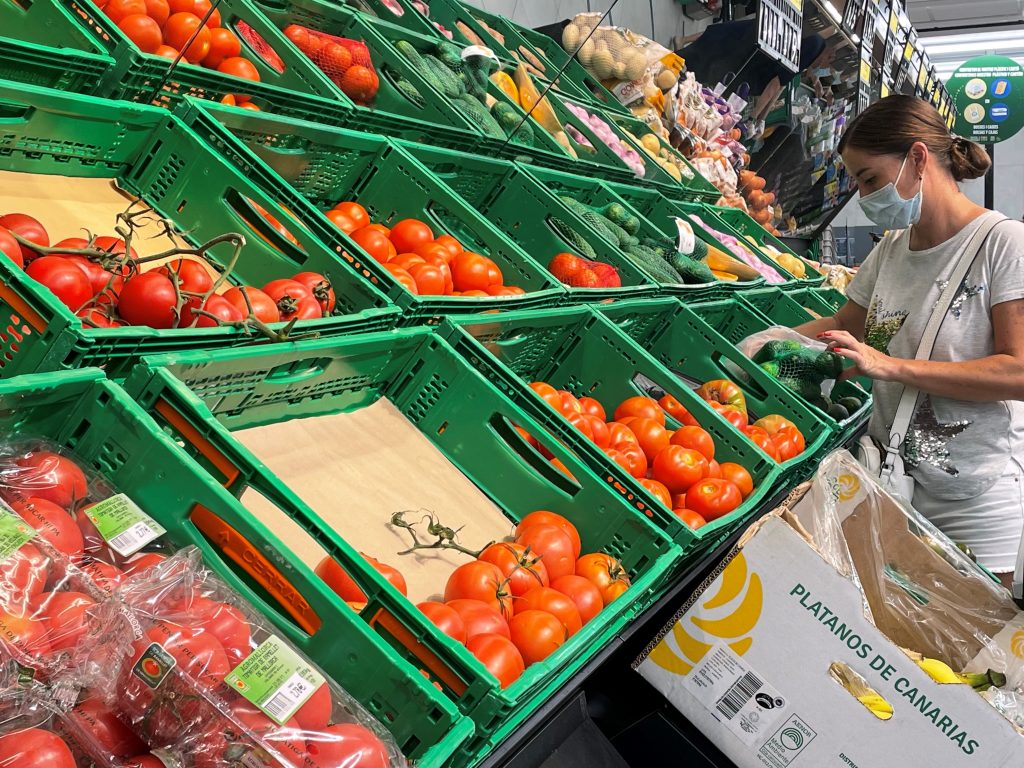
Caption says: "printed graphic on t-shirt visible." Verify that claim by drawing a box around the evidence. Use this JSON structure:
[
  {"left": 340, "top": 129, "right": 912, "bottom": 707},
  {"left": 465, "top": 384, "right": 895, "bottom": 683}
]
[
  {"left": 864, "top": 296, "right": 909, "bottom": 353},
  {"left": 931, "top": 278, "right": 985, "bottom": 319},
  {"left": 904, "top": 396, "right": 973, "bottom": 476}
]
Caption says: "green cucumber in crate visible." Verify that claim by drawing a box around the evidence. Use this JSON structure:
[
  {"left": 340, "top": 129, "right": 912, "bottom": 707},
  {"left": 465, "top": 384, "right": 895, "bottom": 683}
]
[
  {"left": 597, "top": 297, "right": 834, "bottom": 481},
  {"left": 123, "top": 326, "right": 680, "bottom": 764},
  {"left": 441, "top": 306, "right": 786, "bottom": 555},
  {"left": 0, "top": 81, "right": 395, "bottom": 379},
  {"left": 0, "top": 368, "right": 471, "bottom": 766},
  {"left": 176, "top": 98, "right": 567, "bottom": 319}
]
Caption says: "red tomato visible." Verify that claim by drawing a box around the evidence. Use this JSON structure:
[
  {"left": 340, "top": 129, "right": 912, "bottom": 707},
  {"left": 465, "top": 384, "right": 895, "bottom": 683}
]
[
  {"left": 304, "top": 723, "right": 390, "bottom": 768},
  {"left": 163, "top": 13, "right": 210, "bottom": 63},
  {"left": 13, "top": 451, "right": 88, "bottom": 509},
  {"left": 659, "top": 393, "right": 697, "bottom": 425},
  {"left": 124, "top": 757, "right": 167, "bottom": 768},
  {"left": 104, "top": 0, "right": 146, "bottom": 21},
  {"left": 315, "top": 554, "right": 407, "bottom": 602},
  {"left": 752, "top": 414, "right": 797, "bottom": 435},
  {"left": 556, "top": 390, "right": 582, "bottom": 416},
  {"left": 417, "top": 601, "right": 467, "bottom": 644},
  {"left": 223, "top": 286, "right": 280, "bottom": 323},
  {"left": 153, "top": 44, "right": 179, "bottom": 58},
  {"left": 26, "top": 257, "right": 92, "bottom": 310},
  {"left": 434, "top": 234, "right": 463, "bottom": 258},
  {"left": 450, "top": 252, "right": 492, "bottom": 292},
  {"left": 565, "top": 411, "right": 594, "bottom": 442},
  {"left": 143, "top": 0, "right": 169, "bottom": 24},
  {"left": 178, "top": 295, "right": 244, "bottom": 328},
  {"left": 711, "top": 402, "right": 748, "bottom": 430},
  {"left": 29, "top": 591, "right": 95, "bottom": 652},
  {"left": 76, "top": 307, "right": 121, "bottom": 328},
  {"left": 575, "top": 553, "right": 630, "bottom": 605},
  {"left": 528, "top": 382, "right": 562, "bottom": 411},
  {"left": 602, "top": 447, "right": 631, "bottom": 473},
  {"left": 80, "top": 560, "right": 126, "bottom": 596},
  {"left": 516, "top": 511, "right": 581, "bottom": 559},
  {"left": 510, "top": 610, "right": 566, "bottom": 665},
  {"left": 0, "top": 227, "right": 23, "bottom": 268},
  {"left": 62, "top": 254, "right": 123, "bottom": 301},
  {"left": 11, "top": 497, "right": 84, "bottom": 556},
  {"left": 0, "top": 609, "right": 51, "bottom": 660},
  {"left": 478, "top": 542, "right": 549, "bottom": 597},
  {"left": 669, "top": 425, "right": 716, "bottom": 461},
  {"left": 191, "top": 0, "right": 221, "bottom": 27},
  {"left": 217, "top": 57, "right": 261, "bottom": 93},
  {"left": 117, "top": 272, "right": 178, "bottom": 328},
  {"left": 696, "top": 379, "right": 747, "bottom": 415},
  {"left": 294, "top": 682, "right": 332, "bottom": 732},
  {"left": 0, "top": 543, "right": 47, "bottom": 608},
  {"left": 772, "top": 426, "right": 806, "bottom": 461},
  {"left": 674, "top": 508, "right": 707, "bottom": 530},
  {"left": 292, "top": 271, "right": 336, "bottom": 313},
  {"left": 121, "top": 551, "right": 167, "bottom": 576},
  {"left": 744, "top": 426, "right": 781, "bottom": 462},
  {"left": 68, "top": 696, "right": 147, "bottom": 758},
  {"left": 652, "top": 446, "right": 709, "bottom": 495},
  {"left": 350, "top": 226, "right": 393, "bottom": 263},
  {"left": 388, "top": 219, "right": 434, "bottom": 253},
  {"left": 383, "top": 264, "right": 417, "bottom": 293},
  {"left": 550, "top": 575, "right": 602, "bottom": 624},
  {"left": 0, "top": 728, "right": 75, "bottom": 767},
  {"left": 515, "top": 586, "right": 582, "bottom": 635},
  {"left": 685, "top": 478, "right": 744, "bottom": 522},
  {"left": 319, "top": 42, "right": 353, "bottom": 75},
  {"left": 718, "top": 462, "right": 753, "bottom": 499},
  {"left": 118, "top": 13, "right": 162, "bottom": 52},
  {"left": 0, "top": 213, "right": 48, "bottom": 262},
  {"left": 606, "top": 422, "right": 637, "bottom": 446},
  {"left": 159, "top": 258, "right": 213, "bottom": 293},
  {"left": 262, "top": 279, "right": 321, "bottom": 321},
  {"left": 515, "top": 524, "right": 576, "bottom": 581},
  {"left": 326, "top": 208, "right": 358, "bottom": 235},
  {"left": 585, "top": 415, "right": 610, "bottom": 448},
  {"left": 576, "top": 396, "right": 605, "bottom": 420},
  {"left": 332, "top": 202, "right": 370, "bottom": 230},
  {"left": 615, "top": 441, "right": 648, "bottom": 479},
  {"left": 628, "top": 417, "right": 670, "bottom": 461},
  {"left": 638, "top": 478, "right": 673, "bottom": 508},
  {"left": 172, "top": 595, "right": 251, "bottom": 666},
  {"left": 444, "top": 599, "right": 509, "bottom": 641},
  {"left": 444, "top": 560, "right": 512, "bottom": 618},
  {"left": 466, "top": 633, "right": 524, "bottom": 689},
  {"left": 408, "top": 262, "right": 446, "bottom": 295},
  {"left": 145, "top": 619, "right": 231, "bottom": 685},
  {"left": 614, "top": 396, "right": 664, "bottom": 425}
]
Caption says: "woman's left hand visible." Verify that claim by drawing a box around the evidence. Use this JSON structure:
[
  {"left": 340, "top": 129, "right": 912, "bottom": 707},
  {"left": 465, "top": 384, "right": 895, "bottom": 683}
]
[{"left": 818, "top": 330, "right": 900, "bottom": 382}]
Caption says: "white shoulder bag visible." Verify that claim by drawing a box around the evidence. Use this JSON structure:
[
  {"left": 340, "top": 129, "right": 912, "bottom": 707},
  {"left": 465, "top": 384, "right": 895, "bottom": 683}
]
[{"left": 857, "top": 212, "right": 1006, "bottom": 501}]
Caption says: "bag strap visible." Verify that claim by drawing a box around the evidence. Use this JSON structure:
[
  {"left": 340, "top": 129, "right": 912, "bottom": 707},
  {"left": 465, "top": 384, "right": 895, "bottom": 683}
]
[{"left": 886, "top": 212, "right": 1006, "bottom": 457}]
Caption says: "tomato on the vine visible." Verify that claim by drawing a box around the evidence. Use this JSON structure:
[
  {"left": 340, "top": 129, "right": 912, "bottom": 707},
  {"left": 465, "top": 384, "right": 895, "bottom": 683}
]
[
  {"left": 292, "top": 271, "right": 336, "bottom": 313},
  {"left": 0, "top": 226, "right": 24, "bottom": 268},
  {"left": 26, "top": 257, "right": 92, "bottom": 310},
  {"left": 263, "top": 279, "right": 322, "bottom": 320},
  {"left": 444, "top": 561, "right": 512, "bottom": 618},
  {"left": 515, "top": 524, "right": 576, "bottom": 581},
  {"left": 478, "top": 542, "right": 549, "bottom": 597},
  {"left": 223, "top": 285, "right": 280, "bottom": 323},
  {"left": 0, "top": 213, "right": 48, "bottom": 262},
  {"left": 178, "top": 295, "right": 243, "bottom": 328},
  {"left": 159, "top": 258, "right": 214, "bottom": 293},
  {"left": 118, "top": 272, "right": 179, "bottom": 328}
]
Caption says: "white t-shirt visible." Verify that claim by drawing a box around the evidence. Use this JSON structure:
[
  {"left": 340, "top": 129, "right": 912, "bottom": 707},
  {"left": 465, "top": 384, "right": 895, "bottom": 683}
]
[{"left": 847, "top": 214, "right": 1024, "bottom": 501}]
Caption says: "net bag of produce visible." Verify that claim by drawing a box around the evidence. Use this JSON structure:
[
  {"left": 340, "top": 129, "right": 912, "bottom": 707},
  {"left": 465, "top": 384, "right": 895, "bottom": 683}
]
[
  {"left": 76, "top": 547, "right": 407, "bottom": 768},
  {"left": 735, "top": 327, "right": 845, "bottom": 404},
  {"left": 282, "top": 25, "right": 380, "bottom": 105},
  {"left": 0, "top": 439, "right": 172, "bottom": 675},
  {"left": 793, "top": 450, "right": 1024, "bottom": 695}
]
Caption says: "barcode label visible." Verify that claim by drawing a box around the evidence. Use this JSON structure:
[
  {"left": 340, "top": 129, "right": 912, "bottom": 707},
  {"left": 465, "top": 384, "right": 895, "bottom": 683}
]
[
  {"left": 109, "top": 521, "right": 161, "bottom": 557},
  {"left": 262, "top": 672, "right": 315, "bottom": 723},
  {"left": 715, "top": 670, "right": 764, "bottom": 720}
]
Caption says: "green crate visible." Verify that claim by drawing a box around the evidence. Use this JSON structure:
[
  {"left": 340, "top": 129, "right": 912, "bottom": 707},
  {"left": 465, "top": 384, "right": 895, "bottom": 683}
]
[
  {"left": 0, "top": 35, "right": 114, "bottom": 95},
  {"left": 521, "top": 164, "right": 728, "bottom": 304},
  {"left": 690, "top": 296, "right": 872, "bottom": 447},
  {"left": 396, "top": 141, "right": 661, "bottom": 303},
  {"left": 442, "top": 306, "right": 786, "bottom": 556},
  {"left": 0, "top": 0, "right": 363, "bottom": 121},
  {"left": 0, "top": 81, "right": 396, "bottom": 378},
  {"left": 339, "top": 0, "right": 447, "bottom": 40},
  {"left": 738, "top": 286, "right": 824, "bottom": 330},
  {"left": 597, "top": 297, "right": 832, "bottom": 484},
  {"left": 607, "top": 112, "right": 721, "bottom": 201},
  {"left": 179, "top": 99, "right": 567, "bottom": 320},
  {"left": 122, "top": 327, "right": 681, "bottom": 762},
  {"left": 793, "top": 286, "right": 848, "bottom": 314},
  {"left": 0, "top": 367, "right": 471, "bottom": 766},
  {"left": 700, "top": 205, "right": 825, "bottom": 287}
]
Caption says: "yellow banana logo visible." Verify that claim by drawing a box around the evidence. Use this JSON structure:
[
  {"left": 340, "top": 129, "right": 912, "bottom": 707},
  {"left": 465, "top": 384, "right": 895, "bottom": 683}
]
[
  {"left": 647, "top": 553, "right": 763, "bottom": 676},
  {"left": 837, "top": 473, "right": 861, "bottom": 501},
  {"left": 1010, "top": 629, "right": 1024, "bottom": 659}
]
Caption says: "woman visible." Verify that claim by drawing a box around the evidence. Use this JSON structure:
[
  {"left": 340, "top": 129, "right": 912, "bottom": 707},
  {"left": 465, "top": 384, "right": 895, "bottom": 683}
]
[{"left": 793, "top": 95, "right": 1024, "bottom": 594}]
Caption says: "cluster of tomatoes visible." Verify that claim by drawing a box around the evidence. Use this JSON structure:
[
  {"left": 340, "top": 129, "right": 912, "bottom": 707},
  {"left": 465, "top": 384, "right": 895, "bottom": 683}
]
[
  {"left": 0, "top": 211, "right": 337, "bottom": 329},
  {"left": 282, "top": 25, "right": 380, "bottom": 104},
  {"left": 523, "top": 382, "right": 764, "bottom": 530},
  {"left": 0, "top": 447, "right": 397, "bottom": 768},
  {"left": 324, "top": 201, "right": 525, "bottom": 297},
  {"left": 98, "top": 0, "right": 263, "bottom": 100},
  {"left": 316, "top": 510, "right": 630, "bottom": 690}
]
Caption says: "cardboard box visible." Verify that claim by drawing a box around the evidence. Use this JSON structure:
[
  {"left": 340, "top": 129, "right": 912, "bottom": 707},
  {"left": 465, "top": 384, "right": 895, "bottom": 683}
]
[{"left": 635, "top": 453, "right": 1024, "bottom": 768}]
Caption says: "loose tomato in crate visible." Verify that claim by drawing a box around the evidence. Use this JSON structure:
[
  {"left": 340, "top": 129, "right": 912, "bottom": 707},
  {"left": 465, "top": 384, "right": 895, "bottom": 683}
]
[{"left": 78, "top": 548, "right": 408, "bottom": 768}]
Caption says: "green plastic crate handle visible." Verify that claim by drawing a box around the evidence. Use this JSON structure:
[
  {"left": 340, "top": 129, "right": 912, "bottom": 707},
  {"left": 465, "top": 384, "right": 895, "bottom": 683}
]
[
  {"left": 226, "top": 188, "right": 310, "bottom": 267},
  {"left": 489, "top": 414, "right": 583, "bottom": 495},
  {"left": 0, "top": 100, "right": 32, "bottom": 123},
  {"left": 267, "top": 358, "right": 330, "bottom": 384}
]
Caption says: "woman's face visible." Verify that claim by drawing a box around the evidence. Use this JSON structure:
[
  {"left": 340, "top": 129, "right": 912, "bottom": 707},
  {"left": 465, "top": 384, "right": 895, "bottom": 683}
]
[{"left": 842, "top": 145, "right": 924, "bottom": 199}]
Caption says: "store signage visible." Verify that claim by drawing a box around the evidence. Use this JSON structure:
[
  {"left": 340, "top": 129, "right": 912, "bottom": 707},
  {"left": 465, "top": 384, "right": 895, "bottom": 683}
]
[{"left": 950, "top": 55, "right": 1024, "bottom": 144}]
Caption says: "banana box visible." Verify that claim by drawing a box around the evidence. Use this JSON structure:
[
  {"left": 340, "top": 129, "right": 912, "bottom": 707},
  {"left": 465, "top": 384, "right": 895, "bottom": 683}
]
[{"left": 635, "top": 477, "right": 1024, "bottom": 767}]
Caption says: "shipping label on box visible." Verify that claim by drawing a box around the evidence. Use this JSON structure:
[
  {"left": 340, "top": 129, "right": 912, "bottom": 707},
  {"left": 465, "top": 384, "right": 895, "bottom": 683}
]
[{"left": 635, "top": 513, "right": 1023, "bottom": 768}]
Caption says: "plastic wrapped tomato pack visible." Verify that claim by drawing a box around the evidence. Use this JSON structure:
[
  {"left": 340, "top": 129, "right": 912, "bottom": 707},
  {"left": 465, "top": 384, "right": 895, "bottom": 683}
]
[
  {"left": 0, "top": 438, "right": 172, "bottom": 674},
  {"left": 78, "top": 548, "right": 406, "bottom": 768}
]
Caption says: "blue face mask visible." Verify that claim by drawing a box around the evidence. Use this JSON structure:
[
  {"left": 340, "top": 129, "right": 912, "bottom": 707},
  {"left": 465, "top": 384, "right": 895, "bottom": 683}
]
[{"left": 857, "top": 153, "right": 924, "bottom": 230}]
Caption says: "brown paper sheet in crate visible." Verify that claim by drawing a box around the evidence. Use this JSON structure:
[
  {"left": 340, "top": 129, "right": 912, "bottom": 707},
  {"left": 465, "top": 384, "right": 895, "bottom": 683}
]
[{"left": 235, "top": 401, "right": 516, "bottom": 603}]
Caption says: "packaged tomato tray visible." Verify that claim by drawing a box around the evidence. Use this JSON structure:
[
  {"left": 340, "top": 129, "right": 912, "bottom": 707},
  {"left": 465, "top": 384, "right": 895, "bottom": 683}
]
[{"left": 74, "top": 547, "right": 407, "bottom": 768}]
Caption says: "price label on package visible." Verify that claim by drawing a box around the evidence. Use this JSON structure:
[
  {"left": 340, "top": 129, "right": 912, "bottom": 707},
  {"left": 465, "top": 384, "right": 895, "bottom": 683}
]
[
  {"left": 83, "top": 494, "right": 166, "bottom": 557},
  {"left": 225, "top": 635, "right": 325, "bottom": 725},
  {"left": 0, "top": 502, "right": 34, "bottom": 561}
]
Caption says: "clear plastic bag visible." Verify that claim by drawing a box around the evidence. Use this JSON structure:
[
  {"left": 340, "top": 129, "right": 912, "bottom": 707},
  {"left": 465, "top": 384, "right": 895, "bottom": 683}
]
[
  {"left": 737, "top": 325, "right": 826, "bottom": 360},
  {"left": 797, "top": 450, "right": 1022, "bottom": 678},
  {"left": 77, "top": 547, "right": 407, "bottom": 768}
]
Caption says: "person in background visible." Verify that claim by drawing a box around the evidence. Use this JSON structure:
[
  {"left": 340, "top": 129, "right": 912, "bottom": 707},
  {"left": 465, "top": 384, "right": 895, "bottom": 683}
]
[{"left": 793, "top": 95, "right": 1024, "bottom": 596}]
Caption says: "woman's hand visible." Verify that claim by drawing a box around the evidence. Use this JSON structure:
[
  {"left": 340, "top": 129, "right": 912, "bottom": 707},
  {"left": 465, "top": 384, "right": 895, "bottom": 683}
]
[{"left": 818, "top": 330, "right": 901, "bottom": 381}]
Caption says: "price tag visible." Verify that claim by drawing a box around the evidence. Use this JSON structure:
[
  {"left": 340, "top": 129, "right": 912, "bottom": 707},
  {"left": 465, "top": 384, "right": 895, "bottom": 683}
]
[
  {"left": 225, "top": 636, "right": 325, "bottom": 726},
  {"left": 860, "top": 60, "right": 871, "bottom": 85},
  {"left": 83, "top": 494, "right": 166, "bottom": 557},
  {"left": 0, "top": 502, "right": 33, "bottom": 562},
  {"left": 674, "top": 218, "right": 696, "bottom": 255}
]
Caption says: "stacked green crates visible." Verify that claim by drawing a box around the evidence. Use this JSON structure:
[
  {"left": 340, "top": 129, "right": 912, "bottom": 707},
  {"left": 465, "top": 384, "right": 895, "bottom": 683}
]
[
  {"left": 0, "top": 367, "right": 473, "bottom": 766},
  {"left": 0, "top": 35, "right": 114, "bottom": 96},
  {"left": 123, "top": 326, "right": 681, "bottom": 765},
  {"left": 0, "top": 81, "right": 397, "bottom": 378}
]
